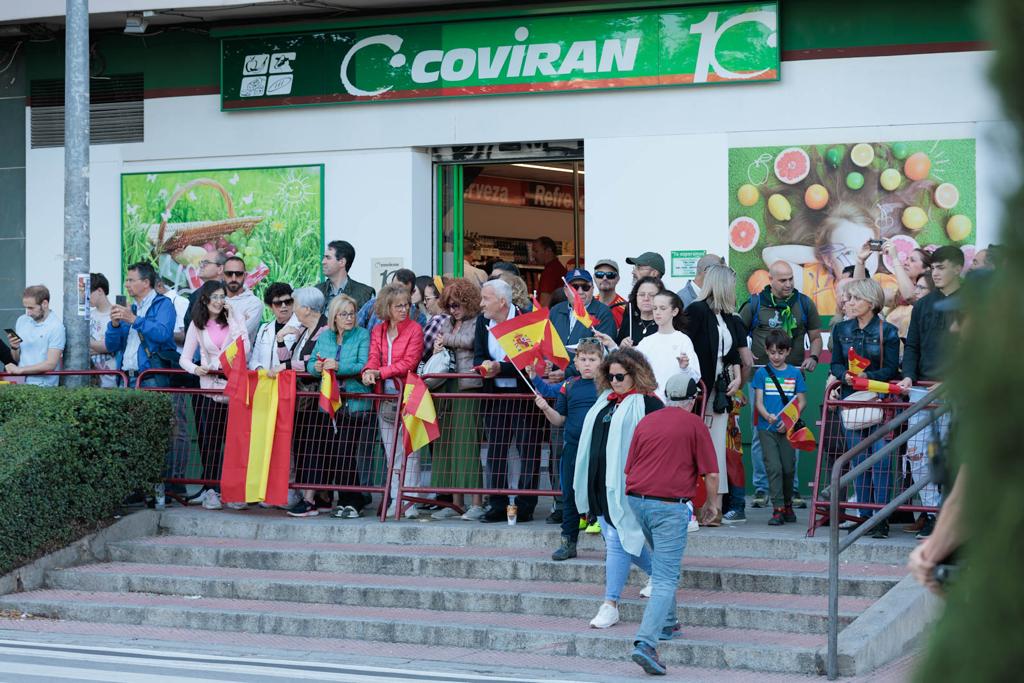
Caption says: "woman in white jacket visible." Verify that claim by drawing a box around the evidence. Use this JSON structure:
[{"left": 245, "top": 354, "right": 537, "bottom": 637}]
[
  {"left": 635, "top": 291, "right": 701, "bottom": 402},
  {"left": 179, "top": 280, "right": 251, "bottom": 510}
]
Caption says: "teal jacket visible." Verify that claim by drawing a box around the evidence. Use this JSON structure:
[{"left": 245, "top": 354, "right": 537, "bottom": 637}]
[{"left": 307, "top": 326, "right": 371, "bottom": 413}]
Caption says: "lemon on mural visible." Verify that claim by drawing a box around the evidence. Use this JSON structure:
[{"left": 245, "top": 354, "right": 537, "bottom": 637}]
[
  {"left": 933, "top": 183, "right": 959, "bottom": 209},
  {"left": 902, "top": 206, "right": 928, "bottom": 231},
  {"left": 946, "top": 214, "right": 972, "bottom": 241},
  {"left": 850, "top": 143, "right": 874, "bottom": 167},
  {"left": 737, "top": 184, "right": 760, "bottom": 207},
  {"left": 768, "top": 194, "right": 792, "bottom": 220},
  {"left": 880, "top": 168, "right": 902, "bottom": 191}
]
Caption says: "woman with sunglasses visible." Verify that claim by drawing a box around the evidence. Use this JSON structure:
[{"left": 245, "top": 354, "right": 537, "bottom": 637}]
[
  {"left": 574, "top": 348, "right": 661, "bottom": 629},
  {"left": 179, "top": 280, "right": 251, "bottom": 511},
  {"left": 250, "top": 282, "right": 300, "bottom": 373}
]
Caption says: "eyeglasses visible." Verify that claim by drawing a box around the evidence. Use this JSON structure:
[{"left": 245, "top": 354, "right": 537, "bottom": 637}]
[
  {"left": 271, "top": 298, "right": 293, "bottom": 307},
  {"left": 447, "top": 303, "right": 461, "bottom": 310},
  {"left": 224, "top": 270, "right": 246, "bottom": 277},
  {"left": 392, "top": 302, "right": 410, "bottom": 310},
  {"left": 608, "top": 372, "right": 630, "bottom": 382},
  {"left": 209, "top": 295, "right": 226, "bottom": 302},
  {"left": 199, "top": 260, "right": 219, "bottom": 268},
  {"left": 594, "top": 271, "right": 618, "bottom": 279},
  {"left": 570, "top": 283, "right": 592, "bottom": 292},
  {"left": 337, "top": 311, "right": 356, "bottom": 318}
]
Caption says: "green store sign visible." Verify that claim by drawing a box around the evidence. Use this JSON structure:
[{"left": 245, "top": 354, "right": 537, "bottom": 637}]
[{"left": 221, "top": 2, "right": 778, "bottom": 109}]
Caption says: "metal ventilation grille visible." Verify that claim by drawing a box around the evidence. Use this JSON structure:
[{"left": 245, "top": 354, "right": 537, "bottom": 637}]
[{"left": 30, "top": 73, "right": 144, "bottom": 148}]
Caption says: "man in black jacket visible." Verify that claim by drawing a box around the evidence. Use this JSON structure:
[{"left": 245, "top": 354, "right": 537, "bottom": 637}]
[
  {"left": 316, "top": 240, "right": 375, "bottom": 314},
  {"left": 474, "top": 279, "right": 544, "bottom": 523}
]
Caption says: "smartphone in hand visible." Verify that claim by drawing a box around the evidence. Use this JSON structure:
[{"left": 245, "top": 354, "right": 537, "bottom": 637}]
[
  {"left": 4, "top": 328, "right": 20, "bottom": 343},
  {"left": 115, "top": 295, "right": 127, "bottom": 307}
]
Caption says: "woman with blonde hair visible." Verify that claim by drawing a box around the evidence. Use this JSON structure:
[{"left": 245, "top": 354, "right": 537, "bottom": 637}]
[
  {"left": 499, "top": 272, "right": 533, "bottom": 311},
  {"left": 574, "top": 348, "right": 661, "bottom": 629},
  {"left": 685, "top": 264, "right": 746, "bottom": 525}
]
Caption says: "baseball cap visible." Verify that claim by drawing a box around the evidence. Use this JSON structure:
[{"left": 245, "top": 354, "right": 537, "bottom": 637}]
[
  {"left": 593, "top": 258, "right": 620, "bottom": 273},
  {"left": 664, "top": 374, "right": 700, "bottom": 401},
  {"left": 566, "top": 268, "right": 593, "bottom": 283},
  {"left": 626, "top": 252, "right": 666, "bottom": 274}
]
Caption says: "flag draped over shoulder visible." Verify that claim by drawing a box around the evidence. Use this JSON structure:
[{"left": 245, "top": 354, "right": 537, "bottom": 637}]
[
  {"left": 401, "top": 372, "right": 440, "bottom": 453},
  {"left": 851, "top": 376, "right": 903, "bottom": 395},
  {"left": 848, "top": 348, "right": 871, "bottom": 376},
  {"left": 220, "top": 369, "right": 296, "bottom": 506}
]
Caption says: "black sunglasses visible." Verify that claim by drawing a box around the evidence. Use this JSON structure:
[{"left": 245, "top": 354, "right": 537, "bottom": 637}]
[
  {"left": 593, "top": 271, "right": 618, "bottom": 279},
  {"left": 224, "top": 270, "right": 246, "bottom": 277},
  {"left": 271, "top": 298, "right": 293, "bottom": 307},
  {"left": 571, "top": 283, "right": 592, "bottom": 292},
  {"left": 608, "top": 372, "right": 630, "bottom": 382}
]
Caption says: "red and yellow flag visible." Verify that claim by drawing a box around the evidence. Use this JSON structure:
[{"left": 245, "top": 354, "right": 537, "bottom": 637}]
[
  {"left": 848, "top": 348, "right": 871, "bottom": 376},
  {"left": 220, "top": 369, "right": 296, "bottom": 506},
  {"left": 788, "top": 425, "right": 818, "bottom": 452},
  {"left": 776, "top": 396, "right": 817, "bottom": 452},
  {"left": 531, "top": 290, "right": 543, "bottom": 312},
  {"left": 777, "top": 397, "right": 802, "bottom": 433},
  {"left": 488, "top": 308, "right": 549, "bottom": 370},
  {"left": 540, "top": 321, "right": 570, "bottom": 370},
  {"left": 317, "top": 360, "right": 342, "bottom": 420},
  {"left": 851, "top": 376, "right": 903, "bottom": 395},
  {"left": 219, "top": 335, "right": 249, "bottom": 400},
  {"left": 402, "top": 372, "right": 440, "bottom": 453},
  {"left": 565, "top": 280, "right": 597, "bottom": 329}
]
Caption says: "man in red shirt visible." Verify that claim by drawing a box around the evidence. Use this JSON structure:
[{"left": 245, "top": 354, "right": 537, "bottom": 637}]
[
  {"left": 534, "top": 236, "right": 567, "bottom": 308},
  {"left": 625, "top": 374, "right": 719, "bottom": 676}
]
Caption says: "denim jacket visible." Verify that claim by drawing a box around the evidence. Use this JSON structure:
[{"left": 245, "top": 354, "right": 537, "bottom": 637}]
[{"left": 830, "top": 315, "right": 900, "bottom": 397}]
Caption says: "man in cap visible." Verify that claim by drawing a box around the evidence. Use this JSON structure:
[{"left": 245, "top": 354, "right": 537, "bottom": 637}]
[
  {"left": 626, "top": 252, "right": 666, "bottom": 286},
  {"left": 548, "top": 268, "right": 617, "bottom": 379},
  {"left": 624, "top": 374, "right": 719, "bottom": 675},
  {"left": 677, "top": 253, "right": 725, "bottom": 309},
  {"left": 593, "top": 258, "right": 628, "bottom": 328}
]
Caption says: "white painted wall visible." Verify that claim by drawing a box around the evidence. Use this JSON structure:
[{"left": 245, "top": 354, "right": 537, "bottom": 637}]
[{"left": 24, "top": 50, "right": 1013, "bottom": 312}]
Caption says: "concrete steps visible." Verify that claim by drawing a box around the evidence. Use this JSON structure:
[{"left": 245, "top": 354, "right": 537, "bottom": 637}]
[{"left": 0, "top": 508, "right": 918, "bottom": 677}]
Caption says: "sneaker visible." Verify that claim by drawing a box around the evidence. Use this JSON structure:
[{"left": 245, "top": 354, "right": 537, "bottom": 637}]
[
  {"left": 589, "top": 603, "right": 620, "bottom": 629},
  {"left": 687, "top": 519, "right": 699, "bottom": 533},
  {"left": 782, "top": 505, "right": 797, "bottom": 523},
  {"left": 658, "top": 622, "right": 682, "bottom": 641},
  {"left": 872, "top": 520, "right": 890, "bottom": 539},
  {"left": 640, "top": 578, "right": 652, "bottom": 598},
  {"left": 585, "top": 520, "right": 602, "bottom": 534},
  {"left": 551, "top": 537, "right": 577, "bottom": 561},
  {"left": 404, "top": 506, "right": 420, "bottom": 519},
  {"left": 332, "top": 505, "right": 362, "bottom": 519},
  {"left": 768, "top": 508, "right": 785, "bottom": 526},
  {"left": 545, "top": 509, "right": 563, "bottom": 525},
  {"left": 202, "top": 490, "right": 222, "bottom": 510},
  {"left": 916, "top": 515, "right": 935, "bottom": 540},
  {"left": 751, "top": 490, "right": 768, "bottom": 508},
  {"left": 630, "top": 642, "right": 667, "bottom": 675},
  {"left": 579, "top": 516, "right": 588, "bottom": 530},
  {"left": 792, "top": 494, "right": 808, "bottom": 509},
  {"left": 258, "top": 502, "right": 274, "bottom": 509},
  {"left": 226, "top": 501, "right": 248, "bottom": 511},
  {"left": 460, "top": 505, "right": 485, "bottom": 521},
  {"left": 431, "top": 507, "right": 459, "bottom": 520},
  {"left": 722, "top": 509, "right": 746, "bottom": 525},
  {"left": 286, "top": 500, "right": 319, "bottom": 517}
]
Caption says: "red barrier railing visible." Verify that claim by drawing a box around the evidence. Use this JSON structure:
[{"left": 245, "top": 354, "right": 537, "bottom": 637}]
[{"left": 807, "top": 380, "right": 945, "bottom": 536}]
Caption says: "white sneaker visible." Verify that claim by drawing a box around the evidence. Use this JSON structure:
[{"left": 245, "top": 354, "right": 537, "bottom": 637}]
[
  {"left": 460, "top": 505, "right": 485, "bottom": 521},
  {"left": 227, "top": 502, "right": 248, "bottom": 510},
  {"left": 202, "top": 490, "right": 222, "bottom": 510},
  {"left": 589, "top": 603, "right": 620, "bottom": 629},
  {"left": 431, "top": 507, "right": 459, "bottom": 520},
  {"left": 688, "top": 519, "right": 699, "bottom": 533},
  {"left": 640, "top": 578, "right": 653, "bottom": 598},
  {"left": 404, "top": 506, "right": 420, "bottom": 519}
]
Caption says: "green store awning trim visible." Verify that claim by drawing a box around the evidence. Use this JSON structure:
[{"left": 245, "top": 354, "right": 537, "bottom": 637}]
[{"left": 220, "top": 1, "right": 779, "bottom": 110}]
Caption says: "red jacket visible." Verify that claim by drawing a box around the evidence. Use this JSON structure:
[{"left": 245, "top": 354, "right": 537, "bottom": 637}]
[{"left": 364, "top": 318, "right": 424, "bottom": 392}]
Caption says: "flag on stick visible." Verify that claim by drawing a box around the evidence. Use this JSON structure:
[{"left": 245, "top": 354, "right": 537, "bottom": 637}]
[
  {"left": 851, "top": 376, "right": 904, "bottom": 394},
  {"left": 540, "top": 321, "right": 570, "bottom": 370},
  {"left": 402, "top": 372, "right": 440, "bottom": 453},
  {"left": 563, "top": 278, "right": 597, "bottom": 329},
  {"left": 317, "top": 360, "right": 342, "bottom": 420},
  {"left": 776, "top": 396, "right": 818, "bottom": 452},
  {"left": 488, "top": 308, "right": 550, "bottom": 370},
  {"left": 848, "top": 348, "right": 871, "bottom": 376}
]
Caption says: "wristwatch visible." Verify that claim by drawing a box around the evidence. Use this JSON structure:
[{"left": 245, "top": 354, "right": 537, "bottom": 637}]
[{"left": 810, "top": 354, "right": 819, "bottom": 363}]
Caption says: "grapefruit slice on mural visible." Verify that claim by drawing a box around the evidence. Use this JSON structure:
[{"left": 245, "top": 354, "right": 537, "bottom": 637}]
[
  {"left": 882, "top": 234, "right": 920, "bottom": 273},
  {"left": 729, "top": 217, "right": 760, "bottom": 253},
  {"left": 774, "top": 148, "right": 810, "bottom": 184}
]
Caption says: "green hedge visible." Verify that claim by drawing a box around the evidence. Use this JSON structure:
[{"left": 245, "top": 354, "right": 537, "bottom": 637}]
[{"left": 0, "top": 385, "right": 172, "bottom": 575}]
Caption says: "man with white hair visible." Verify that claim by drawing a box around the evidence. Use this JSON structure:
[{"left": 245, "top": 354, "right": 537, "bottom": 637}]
[
  {"left": 624, "top": 373, "right": 719, "bottom": 675},
  {"left": 677, "top": 253, "right": 725, "bottom": 309},
  {"left": 473, "top": 279, "right": 544, "bottom": 523}
]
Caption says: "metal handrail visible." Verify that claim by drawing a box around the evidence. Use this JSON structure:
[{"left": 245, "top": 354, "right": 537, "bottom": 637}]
[{"left": 825, "top": 383, "right": 946, "bottom": 679}]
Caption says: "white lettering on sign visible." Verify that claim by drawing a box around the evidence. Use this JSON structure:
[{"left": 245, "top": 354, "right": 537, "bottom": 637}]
[
  {"left": 531, "top": 184, "right": 576, "bottom": 210},
  {"left": 337, "top": 26, "right": 644, "bottom": 96},
  {"left": 690, "top": 10, "right": 776, "bottom": 84}
]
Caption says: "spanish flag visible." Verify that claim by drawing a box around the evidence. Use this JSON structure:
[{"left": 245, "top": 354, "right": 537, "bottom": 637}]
[
  {"left": 401, "top": 372, "right": 440, "bottom": 453},
  {"left": 318, "top": 360, "right": 342, "bottom": 420},
  {"left": 220, "top": 369, "right": 296, "bottom": 506},
  {"left": 777, "top": 397, "right": 817, "bottom": 452},
  {"left": 219, "top": 335, "right": 248, "bottom": 399},
  {"left": 851, "top": 376, "right": 904, "bottom": 395},
  {"left": 848, "top": 348, "right": 871, "bottom": 376},
  {"left": 540, "top": 320, "right": 570, "bottom": 370},
  {"left": 489, "top": 308, "right": 550, "bottom": 370},
  {"left": 565, "top": 279, "right": 597, "bottom": 328},
  {"left": 777, "top": 397, "right": 802, "bottom": 433}
]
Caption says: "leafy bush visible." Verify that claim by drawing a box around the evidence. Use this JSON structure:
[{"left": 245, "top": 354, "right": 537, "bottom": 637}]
[{"left": 0, "top": 386, "right": 171, "bottom": 575}]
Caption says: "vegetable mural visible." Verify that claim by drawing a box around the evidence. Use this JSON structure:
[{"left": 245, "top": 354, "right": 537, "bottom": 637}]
[{"left": 728, "top": 139, "right": 976, "bottom": 316}]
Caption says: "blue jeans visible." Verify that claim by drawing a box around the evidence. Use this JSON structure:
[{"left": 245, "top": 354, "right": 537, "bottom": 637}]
[
  {"left": 560, "top": 446, "right": 580, "bottom": 542},
  {"left": 628, "top": 496, "right": 690, "bottom": 648},
  {"left": 844, "top": 426, "right": 890, "bottom": 518},
  {"left": 599, "top": 515, "right": 652, "bottom": 602}
]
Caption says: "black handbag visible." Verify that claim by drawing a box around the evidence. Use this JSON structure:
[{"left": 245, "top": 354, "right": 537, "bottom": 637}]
[{"left": 711, "top": 334, "right": 733, "bottom": 414}]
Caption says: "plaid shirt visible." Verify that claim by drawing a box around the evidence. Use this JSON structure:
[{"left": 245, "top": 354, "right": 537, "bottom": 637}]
[{"left": 421, "top": 314, "right": 451, "bottom": 362}]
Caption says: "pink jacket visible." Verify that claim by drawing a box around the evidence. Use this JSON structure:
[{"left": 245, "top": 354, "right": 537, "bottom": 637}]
[{"left": 179, "top": 311, "right": 251, "bottom": 392}]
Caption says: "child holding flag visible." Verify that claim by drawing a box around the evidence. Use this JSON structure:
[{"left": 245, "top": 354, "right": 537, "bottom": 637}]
[{"left": 752, "top": 330, "right": 806, "bottom": 526}]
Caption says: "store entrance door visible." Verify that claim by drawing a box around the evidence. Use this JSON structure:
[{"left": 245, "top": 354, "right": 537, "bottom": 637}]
[{"left": 435, "top": 159, "right": 584, "bottom": 295}]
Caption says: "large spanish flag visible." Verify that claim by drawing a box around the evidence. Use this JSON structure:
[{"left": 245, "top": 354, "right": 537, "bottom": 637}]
[
  {"left": 219, "top": 335, "right": 248, "bottom": 400},
  {"left": 488, "top": 308, "right": 549, "bottom": 370},
  {"left": 401, "top": 372, "right": 440, "bottom": 453},
  {"left": 220, "top": 368, "right": 296, "bottom": 506}
]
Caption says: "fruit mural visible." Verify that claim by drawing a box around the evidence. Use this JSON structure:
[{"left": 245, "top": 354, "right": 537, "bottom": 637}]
[
  {"left": 121, "top": 165, "right": 324, "bottom": 305},
  {"left": 728, "top": 139, "right": 976, "bottom": 316}
]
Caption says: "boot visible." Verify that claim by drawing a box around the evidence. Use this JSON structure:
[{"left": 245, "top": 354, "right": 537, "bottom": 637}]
[
  {"left": 768, "top": 507, "right": 785, "bottom": 526},
  {"left": 782, "top": 505, "right": 797, "bottom": 523},
  {"left": 551, "top": 536, "right": 578, "bottom": 561}
]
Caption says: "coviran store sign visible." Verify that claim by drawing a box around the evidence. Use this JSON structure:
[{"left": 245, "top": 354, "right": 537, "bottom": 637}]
[{"left": 221, "top": 2, "right": 778, "bottom": 109}]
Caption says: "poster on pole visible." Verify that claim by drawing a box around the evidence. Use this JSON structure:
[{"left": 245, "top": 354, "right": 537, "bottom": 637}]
[
  {"left": 728, "top": 139, "right": 976, "bottom": 317},
  {"left": 121, "top": 165, "right": 324, "bottom": 303}
]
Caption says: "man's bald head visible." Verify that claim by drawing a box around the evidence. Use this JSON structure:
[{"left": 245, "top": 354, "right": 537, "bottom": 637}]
[
  {"left": 694, "top": 253, "right": 725, "bottom": 286},
  {"left": 769, "top": 261, "right": 795, "bottom": 298}
]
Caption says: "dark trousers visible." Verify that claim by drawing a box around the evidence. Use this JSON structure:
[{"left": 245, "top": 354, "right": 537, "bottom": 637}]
[
  {"left": 559, "top": 445, "right": 580, "bottom": 541},
  {"left": 759, "top": 429, "right": 795, "bottom": 509},
  {"left": 484, "top": 397, "right": 543, "bottom": 516}
]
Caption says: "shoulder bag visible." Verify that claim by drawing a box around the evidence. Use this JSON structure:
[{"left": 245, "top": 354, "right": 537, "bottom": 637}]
[{"left": 840, "top": 320, "right": 886, "bottom": 430}]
